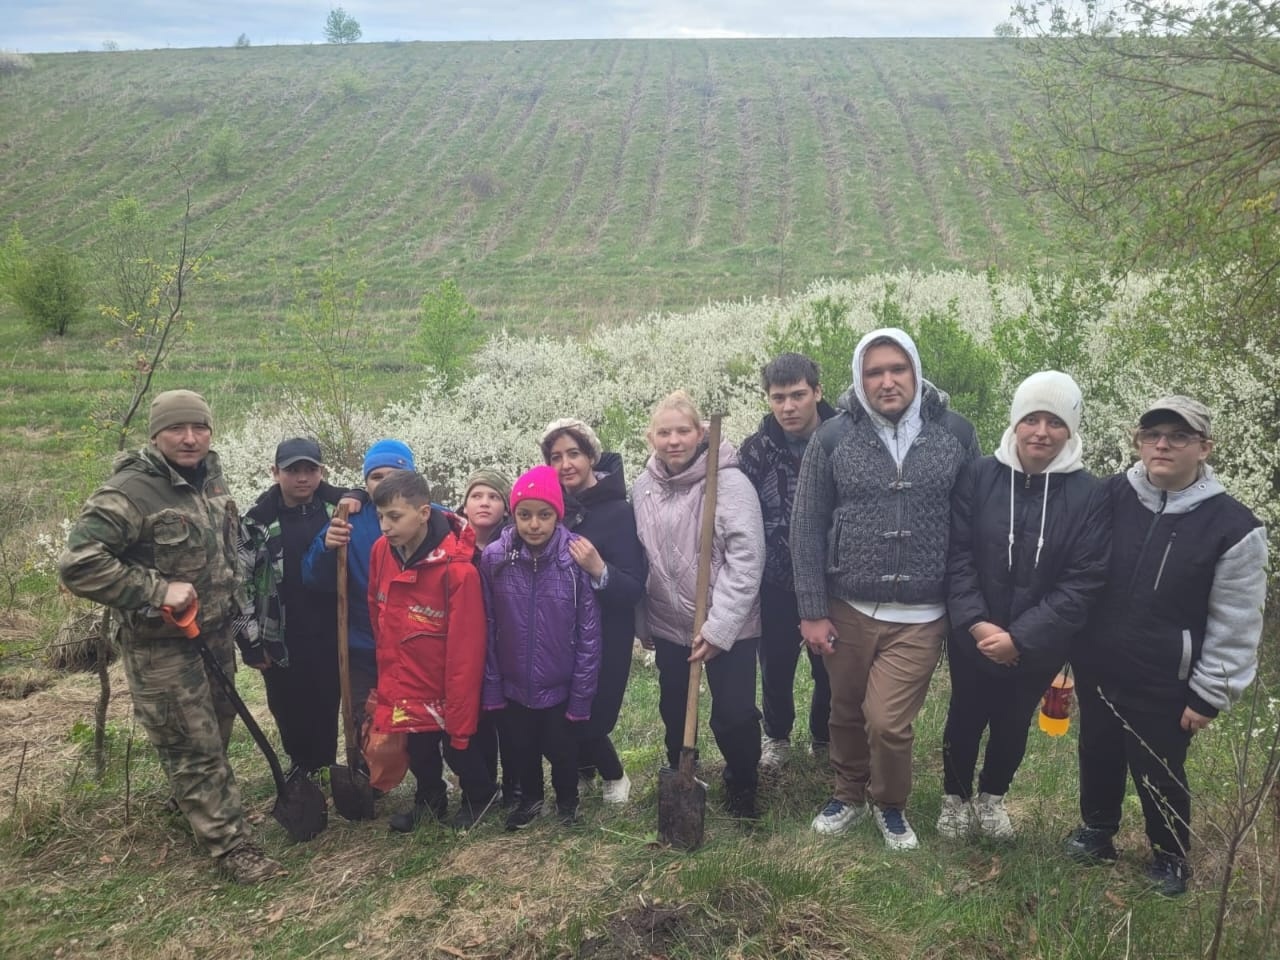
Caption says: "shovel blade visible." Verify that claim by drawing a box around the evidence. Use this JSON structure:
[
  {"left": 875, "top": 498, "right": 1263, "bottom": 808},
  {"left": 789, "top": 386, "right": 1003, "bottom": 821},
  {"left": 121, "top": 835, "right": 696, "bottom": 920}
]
[
  {"left": 330, "top": 763, "right": 376, "bottom": 821},
  {"left": 657, "top": 760, "right": 706, "bottom": 851},
  {"left": 272, "top": 768, "right": 329, "bottom": 842}
]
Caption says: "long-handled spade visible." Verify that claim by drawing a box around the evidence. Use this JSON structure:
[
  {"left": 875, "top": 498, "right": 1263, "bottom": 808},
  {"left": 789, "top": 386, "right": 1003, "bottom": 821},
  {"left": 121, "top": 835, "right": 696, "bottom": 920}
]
[
  {"left": 329, "top": 504, "right": 376, "bottom": 820},
  {"left": 657, "top": 412, "right": 723, "bottom": 851},
  {"left": 161, "top": 602, "right": 328, "bottom": 842}
]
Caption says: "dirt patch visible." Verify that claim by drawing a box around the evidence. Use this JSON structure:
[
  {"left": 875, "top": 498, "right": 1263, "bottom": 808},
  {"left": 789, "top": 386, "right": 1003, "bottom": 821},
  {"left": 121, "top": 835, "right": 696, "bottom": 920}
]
[{"left": 578, "top": 900, "right": 692, "bottom": 959}]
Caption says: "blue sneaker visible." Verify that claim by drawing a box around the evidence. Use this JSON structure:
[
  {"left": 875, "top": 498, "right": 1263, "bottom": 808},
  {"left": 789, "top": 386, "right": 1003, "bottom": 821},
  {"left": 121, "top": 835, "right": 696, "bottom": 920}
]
[
  {"left": 874, "top": 805, "right": 919, "bottom": 850},
  {"left": 810, "top": 797, "right": 869, "bottom": 835}
]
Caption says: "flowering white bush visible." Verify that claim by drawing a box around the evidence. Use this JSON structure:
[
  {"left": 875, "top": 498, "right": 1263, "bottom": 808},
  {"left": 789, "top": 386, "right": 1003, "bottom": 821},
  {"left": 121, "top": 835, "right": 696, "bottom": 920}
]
[{"left": 216, "top": 269, "right": 1280, "bottom": 551}]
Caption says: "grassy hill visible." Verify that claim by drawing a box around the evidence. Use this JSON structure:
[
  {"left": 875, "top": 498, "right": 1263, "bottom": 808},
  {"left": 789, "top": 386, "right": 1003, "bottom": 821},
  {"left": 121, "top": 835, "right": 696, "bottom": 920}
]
[{"left": 0, "top": 38, "right": 1062, "bottom": 478}]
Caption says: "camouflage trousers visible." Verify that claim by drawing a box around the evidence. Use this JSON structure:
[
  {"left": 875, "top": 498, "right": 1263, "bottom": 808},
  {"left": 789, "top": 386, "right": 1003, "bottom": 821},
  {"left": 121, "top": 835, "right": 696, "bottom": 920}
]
[{"left": 121, "top": 622, "right": 251, "bottom": 858}]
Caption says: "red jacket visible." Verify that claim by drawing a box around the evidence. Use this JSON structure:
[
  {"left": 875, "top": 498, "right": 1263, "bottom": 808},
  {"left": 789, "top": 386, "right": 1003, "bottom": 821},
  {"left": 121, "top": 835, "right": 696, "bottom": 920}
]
[{"left": 368, "top": 510, "right": 485, "bottom": 749}]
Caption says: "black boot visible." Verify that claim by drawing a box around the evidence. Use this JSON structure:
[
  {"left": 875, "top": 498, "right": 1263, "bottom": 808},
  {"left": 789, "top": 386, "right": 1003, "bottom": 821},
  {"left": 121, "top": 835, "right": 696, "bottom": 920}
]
[
  {"left": 1064, "top": 826, "right": 1119, "bottom": 864},
  {"left": 1145, "top": 851, "right": 1190, "bottom": 896},
  {"left": 389, "top": 793, "right": 447, "bottom": 833}
]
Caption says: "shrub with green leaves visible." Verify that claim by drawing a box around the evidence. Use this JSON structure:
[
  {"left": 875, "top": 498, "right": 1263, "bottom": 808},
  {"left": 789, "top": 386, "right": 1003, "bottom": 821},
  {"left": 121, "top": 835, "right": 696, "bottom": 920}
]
[
  {"left": 206, "top": 125, "right": 242, "bottom": 180},
  {"left": 1, "top": 232, "right": 87, "bottom": 337},
  {"left": 416, "top": 278, "right": 482, "bottom": 392}
]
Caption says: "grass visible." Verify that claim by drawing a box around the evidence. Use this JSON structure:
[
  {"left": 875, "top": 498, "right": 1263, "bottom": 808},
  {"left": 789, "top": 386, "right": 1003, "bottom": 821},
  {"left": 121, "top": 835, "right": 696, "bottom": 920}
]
[{"left": 1, "top": 649, "right": 1276, "bottom": 959}]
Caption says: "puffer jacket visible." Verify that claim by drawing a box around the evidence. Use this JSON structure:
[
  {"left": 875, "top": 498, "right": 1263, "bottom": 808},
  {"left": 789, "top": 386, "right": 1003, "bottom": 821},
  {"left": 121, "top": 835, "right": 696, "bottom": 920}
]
[
  {"left": 480, "top": 523, "right": 602, "bottom": 718},
  {"left": 59, "top": 445, "right": 250, "bottom": 643},
  {"left": 632, "top": 439, "right": 765, "bottom": 650},
  {"left": 947, "top": 456, "right": 1110, "bottom": 676},
  {"left": 368, "top": 510, "right": 486, "bottom": 748}
]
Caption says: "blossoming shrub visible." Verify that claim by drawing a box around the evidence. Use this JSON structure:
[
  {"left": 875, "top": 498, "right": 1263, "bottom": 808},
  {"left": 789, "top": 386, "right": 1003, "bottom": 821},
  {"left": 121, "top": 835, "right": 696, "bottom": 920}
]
[{"left": 217, "top": 269, "right": 1280, "bottom": 545}]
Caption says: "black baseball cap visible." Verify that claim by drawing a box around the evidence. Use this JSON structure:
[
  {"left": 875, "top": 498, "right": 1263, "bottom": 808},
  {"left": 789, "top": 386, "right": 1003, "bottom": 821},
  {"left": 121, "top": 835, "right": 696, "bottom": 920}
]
[{"left": 275, "top": 437, "right": 324, "bottom": 468}]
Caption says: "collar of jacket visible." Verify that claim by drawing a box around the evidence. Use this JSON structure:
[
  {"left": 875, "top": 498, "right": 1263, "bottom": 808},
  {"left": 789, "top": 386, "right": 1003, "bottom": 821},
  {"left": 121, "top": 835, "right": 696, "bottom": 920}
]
[
  {"left": 1125, "top": 461, "right": 1224, "bottom": 515},
  {"left": 760, "top": 398, "right": 839, "bottom": 449},
  {"left": 564, "top": 450, "right": 627, "bottom": 528},
  {"left": 496, "top": 520, "right": 572, "bottom": 566}
]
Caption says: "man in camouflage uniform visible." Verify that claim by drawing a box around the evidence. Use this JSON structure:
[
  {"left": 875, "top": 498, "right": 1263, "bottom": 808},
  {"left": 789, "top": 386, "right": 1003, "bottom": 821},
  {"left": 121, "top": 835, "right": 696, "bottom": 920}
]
[{"left": 59, "top": 389, "right": 285, "bottom": 884}]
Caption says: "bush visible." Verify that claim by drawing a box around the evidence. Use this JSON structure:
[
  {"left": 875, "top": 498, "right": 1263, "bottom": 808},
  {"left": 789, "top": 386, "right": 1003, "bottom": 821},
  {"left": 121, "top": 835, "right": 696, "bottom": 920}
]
[
  {"left": 234, "top": 33, "right": 251, "bottom": 49},
  {"left": 5, "top": 243, "right": 88, "bottom": 336},
  {"left": 206, "top": 125, "right": 242, "bottom": 180},
  {"left": 416, "top": 278, "right": 482, "bottom": 392},
  {"left": 0, "top": 51, "right": 34, "bottom": 76}
]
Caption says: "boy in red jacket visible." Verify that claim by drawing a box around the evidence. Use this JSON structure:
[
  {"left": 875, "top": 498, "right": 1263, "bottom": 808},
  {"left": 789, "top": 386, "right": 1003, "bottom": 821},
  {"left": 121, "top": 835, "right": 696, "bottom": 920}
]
[{"left": 368, "top": 470, "right": 497, "bottom": 832}]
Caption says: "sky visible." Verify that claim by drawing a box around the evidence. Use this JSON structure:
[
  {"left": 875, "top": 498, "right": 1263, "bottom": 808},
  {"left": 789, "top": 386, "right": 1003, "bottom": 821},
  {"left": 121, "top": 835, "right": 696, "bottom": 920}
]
[{"left": 4, "top": 1, "right": 1018, "bottom": 53}]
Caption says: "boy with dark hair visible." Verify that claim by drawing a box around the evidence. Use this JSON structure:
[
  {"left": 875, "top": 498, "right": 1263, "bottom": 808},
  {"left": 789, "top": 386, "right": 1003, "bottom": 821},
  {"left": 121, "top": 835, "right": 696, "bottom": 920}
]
[
  {"left": 243, "top": 437, "right": 348, "bottom": 777},
  {"left": 738, "top": 352, "right": 838, "bottom": 772},
  {"left": 368, "top": 469, "right": 497, "bottom": 832}
]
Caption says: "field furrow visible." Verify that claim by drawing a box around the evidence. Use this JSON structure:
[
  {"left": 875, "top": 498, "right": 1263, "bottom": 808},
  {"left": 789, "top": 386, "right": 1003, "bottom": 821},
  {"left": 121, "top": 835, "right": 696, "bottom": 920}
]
[{"left": 586, "top": 42, "right": 652, "bottom": 253}]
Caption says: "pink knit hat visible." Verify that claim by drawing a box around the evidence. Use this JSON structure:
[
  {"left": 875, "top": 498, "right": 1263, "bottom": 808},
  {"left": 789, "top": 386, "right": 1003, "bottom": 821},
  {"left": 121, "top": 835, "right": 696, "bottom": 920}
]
[{"left": 510, "top": 464, "right": 564, "bottom": 520}]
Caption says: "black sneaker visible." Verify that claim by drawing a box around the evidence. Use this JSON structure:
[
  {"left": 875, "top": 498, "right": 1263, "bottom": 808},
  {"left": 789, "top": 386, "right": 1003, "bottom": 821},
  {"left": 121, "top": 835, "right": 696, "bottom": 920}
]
[
  {"left": 1145, "top": 851, "right": 1190, "bottom": 896},
  {"left": 725, "top": 787, "right": 760, "bottom": 820},
  {"left": 452, "top": 791, "right": 499, "bottom": 832},
  {"left": 388, "top": 796, "right": 447, "bottom": 834},
  {"left": 556, "top": 801, "right": 580, "bottom": 826},
  {"left": 504, "top": 799, "right": 544, "bottom": 831},
  {"left": 1064, "top": 826, "right": 1119, "bottom": 864}
]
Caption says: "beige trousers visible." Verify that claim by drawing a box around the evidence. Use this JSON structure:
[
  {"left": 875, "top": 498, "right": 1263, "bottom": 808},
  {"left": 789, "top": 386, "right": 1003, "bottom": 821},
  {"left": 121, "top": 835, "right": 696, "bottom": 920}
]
[{"left": 825, "top": 603, "right": 945, "bottom": 809}]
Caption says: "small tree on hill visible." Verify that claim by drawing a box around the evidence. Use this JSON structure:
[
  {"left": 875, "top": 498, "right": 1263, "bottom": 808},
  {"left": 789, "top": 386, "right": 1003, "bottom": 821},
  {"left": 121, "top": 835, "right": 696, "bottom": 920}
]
[
  {"left": 235, "top": 33, "right": 251, "bottom": 48},
  {"left": 0, "top": 227, "right": 87, "bottom": 336},
  {"left": 417, "top": 278, "right": 483, "bottom": 392},
  {"left": 324, "top": 7, "right": 362, "bottom": 44}
]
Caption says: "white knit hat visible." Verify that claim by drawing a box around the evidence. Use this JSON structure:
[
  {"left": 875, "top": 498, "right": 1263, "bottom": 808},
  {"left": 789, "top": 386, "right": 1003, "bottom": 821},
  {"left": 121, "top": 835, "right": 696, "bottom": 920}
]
[
  {"left": 1009, "top": 371, "right": 1084, "bottom": 436},
  {"left": 539, "top": 417, "right": 603, "bottom": 465}
]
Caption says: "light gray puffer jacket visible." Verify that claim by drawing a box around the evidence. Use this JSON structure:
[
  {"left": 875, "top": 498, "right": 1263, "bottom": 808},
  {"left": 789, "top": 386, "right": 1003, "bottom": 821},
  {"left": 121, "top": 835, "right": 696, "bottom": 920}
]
[{"left": 632, "top": 440, "right": 764, "bottom": 651}]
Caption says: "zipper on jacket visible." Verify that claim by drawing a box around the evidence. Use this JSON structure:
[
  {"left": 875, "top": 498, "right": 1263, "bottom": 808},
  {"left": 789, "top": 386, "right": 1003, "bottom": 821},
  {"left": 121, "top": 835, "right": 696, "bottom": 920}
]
[
  {"left": 1126, "top": 490, "right": 1168, "bottom": 598},
  {"left": 526, "top": 552, "right": 539, "bottom": 705},
  {"left": 1152, "top": 533, "right": 1177, "bottom": 592}
]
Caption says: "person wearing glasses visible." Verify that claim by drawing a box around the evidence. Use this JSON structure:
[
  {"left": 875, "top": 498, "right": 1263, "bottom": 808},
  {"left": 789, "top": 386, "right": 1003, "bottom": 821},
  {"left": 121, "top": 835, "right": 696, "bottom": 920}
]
[{"left": 1065, "top": 396, "right": 1267, "bottom": 896}]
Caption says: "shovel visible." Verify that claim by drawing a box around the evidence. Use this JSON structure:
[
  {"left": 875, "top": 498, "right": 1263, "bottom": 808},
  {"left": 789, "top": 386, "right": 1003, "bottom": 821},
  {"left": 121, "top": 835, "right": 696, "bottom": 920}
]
[
  {"left": 329, "top": 504, "right": 376, "bottom": 820},
  {"left": 162, "top": 601, "right": 328, "bottom": 842},
  {"left": 657, "top": 412, "right": 723, "bottom": 851}
]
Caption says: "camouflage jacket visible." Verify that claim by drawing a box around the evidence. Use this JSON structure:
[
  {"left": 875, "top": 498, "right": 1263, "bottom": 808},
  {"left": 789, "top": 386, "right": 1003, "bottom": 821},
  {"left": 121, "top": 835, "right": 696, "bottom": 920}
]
[{"left": 58, "top": 445, "right": 255, "bottom": 644}]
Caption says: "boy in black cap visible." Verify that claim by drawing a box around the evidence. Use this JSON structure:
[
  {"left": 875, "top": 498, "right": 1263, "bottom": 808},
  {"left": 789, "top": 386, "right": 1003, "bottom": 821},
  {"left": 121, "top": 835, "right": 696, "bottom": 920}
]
[{"left": 244, "top": 438, "right": 350, "bottom": 776}]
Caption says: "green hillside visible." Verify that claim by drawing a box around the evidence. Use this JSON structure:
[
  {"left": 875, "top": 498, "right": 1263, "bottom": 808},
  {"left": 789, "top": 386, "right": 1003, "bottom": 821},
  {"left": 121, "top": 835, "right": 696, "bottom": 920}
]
[{"left": 0, "top": 39, "right": 1057, "bottom": 324}]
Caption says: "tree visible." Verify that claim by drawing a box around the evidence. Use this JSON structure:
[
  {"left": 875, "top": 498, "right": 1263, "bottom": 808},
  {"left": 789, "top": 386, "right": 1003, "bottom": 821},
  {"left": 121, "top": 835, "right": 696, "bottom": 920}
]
[
  {"left": 324, "top": 7, "right": 362, "bottom": 44},
  {"left": 0, "top": 227, "right": 87, "bottom": 336},
  {"left": 1008, "top": 1, "right": 1280, "bottom": 351},
  {"left": 235, "top": 33, "right": 251, "bottom": 48},
  {"left": 417, "top": 278, "right": 482, "bottom": 391}
]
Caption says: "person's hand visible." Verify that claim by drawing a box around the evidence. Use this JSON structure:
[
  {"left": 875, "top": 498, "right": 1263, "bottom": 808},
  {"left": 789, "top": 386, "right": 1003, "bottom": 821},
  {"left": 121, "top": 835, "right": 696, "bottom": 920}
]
[
  {"left": 1181, "top": 707, "right": 1213, "bottom": 733},
  {"left": 325, "top": 516, "right": 352, "bottom": 550},
  {"left": 687, "top": 634, "right": 722, "bottom": 663},
  {"left": 638, "top": 636, "right": 655, "bottom": 651},
  {"left": 568, "top": 536, "right": 605, "bottom": 579},
  {"left": 800, "top": 618, "right": 838, "bottom": 656},
  {"left": 977, "top": 631, "right": 1019, "bottom": 665},
  {"left": 162, "top": 581, "right": 197, "bottom": 612},
  {"left": 969, "top": 620, "right": 1002, "bottom": 642}
]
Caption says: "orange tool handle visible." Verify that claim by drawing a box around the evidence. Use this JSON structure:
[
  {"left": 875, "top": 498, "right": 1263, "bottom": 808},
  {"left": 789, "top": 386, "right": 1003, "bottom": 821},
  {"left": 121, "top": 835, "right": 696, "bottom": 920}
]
[{"left": 160, "top": 600, "right": 201, "bottom": 638}]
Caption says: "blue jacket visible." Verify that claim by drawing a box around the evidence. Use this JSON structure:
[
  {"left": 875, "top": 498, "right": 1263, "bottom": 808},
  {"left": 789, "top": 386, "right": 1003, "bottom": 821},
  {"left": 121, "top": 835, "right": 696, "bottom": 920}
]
[
  {"left": 479, "top": 523, "right": 602, "bottom": 718},
  {"left": 301, "top": 502, "right": 381, "bottom": 655}
]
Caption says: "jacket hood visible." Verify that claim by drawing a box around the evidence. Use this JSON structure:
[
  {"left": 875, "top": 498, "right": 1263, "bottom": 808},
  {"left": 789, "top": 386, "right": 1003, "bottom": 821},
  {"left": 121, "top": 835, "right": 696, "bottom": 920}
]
[
  {"left": 409, "top": 509, "right": 479, "bottom": 566},
  {"left": 1126, "top": 461, "right": 1226, "bottom": 515},
  {"left": 993, "top": 428, "right": 1085, "bottom": 476},
  {"left": 575, "top": 451, "right": 627, "bottom": 506},
  {"left": 120, "top": 444, "right": 219, "bottom": 486},
  {"left": 850, "top": 326, "right": 924, "bottom": 429},
  {"left": 642, "top": 437, "right": 740, "bottom": 489}
]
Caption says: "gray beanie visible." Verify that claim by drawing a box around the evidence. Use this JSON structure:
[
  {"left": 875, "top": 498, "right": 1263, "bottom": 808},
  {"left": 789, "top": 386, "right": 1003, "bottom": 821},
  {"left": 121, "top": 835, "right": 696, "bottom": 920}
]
[
  {"left": 540, "top": 418, "right": 602, "bottom": 465},
  {"left": 149, "top": 389, "right": 213, "bottom": 437},
  {"left": 464, "top": 468, "right": 513, "bottom": 507},
  {"left": 1010, "top": 371, "right": 1083, "bottom": 436}
]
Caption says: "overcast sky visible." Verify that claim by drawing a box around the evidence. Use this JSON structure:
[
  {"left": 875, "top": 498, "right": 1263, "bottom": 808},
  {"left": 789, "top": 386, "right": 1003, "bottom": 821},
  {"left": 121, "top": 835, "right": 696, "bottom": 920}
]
[{"left": 6, "top": 1, "right": 1018, "bottom": 53}]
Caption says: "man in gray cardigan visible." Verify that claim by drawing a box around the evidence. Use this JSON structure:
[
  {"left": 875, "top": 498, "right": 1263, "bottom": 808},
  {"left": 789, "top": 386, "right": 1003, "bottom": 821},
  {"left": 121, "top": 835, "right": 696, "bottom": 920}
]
[{"left": 791, "top": 327, "right": 979, "bottom": 850}]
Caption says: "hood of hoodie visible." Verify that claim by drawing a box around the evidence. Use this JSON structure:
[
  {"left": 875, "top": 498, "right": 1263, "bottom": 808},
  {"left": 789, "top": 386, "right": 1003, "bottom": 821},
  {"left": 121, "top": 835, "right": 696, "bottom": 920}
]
[
  {"left": 847, "top": 327, "right": 930, "bottom": 466},
  {"left": 1126, "top": 461, "right": 1225, "bottom": 515},
  {"left": 642, "top": 436, "right": 741, "bottom": 490},
  {"left": 993, "top": 428, "right": 1085, "bottom": 476}
]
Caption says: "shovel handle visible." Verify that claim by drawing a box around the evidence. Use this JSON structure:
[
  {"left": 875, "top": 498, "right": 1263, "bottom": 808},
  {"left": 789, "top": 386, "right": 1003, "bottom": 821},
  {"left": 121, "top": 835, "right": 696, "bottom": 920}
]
[
  {"left": 333, "top": 504, "right": 361, "bottom": 768},
  {"left": 682, "top": 413, "right": 723, "bottom": 752}
]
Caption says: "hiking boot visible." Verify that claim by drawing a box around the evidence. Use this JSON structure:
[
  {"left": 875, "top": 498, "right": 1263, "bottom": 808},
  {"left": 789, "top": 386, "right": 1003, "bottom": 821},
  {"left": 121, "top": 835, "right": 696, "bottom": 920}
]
[
  {"left": 451, "top": 791, "right": 499, "bottom": 832},
  {"left": 218, "top": 843, "right": 287, "bottom": 885},
  {"left": 874, "top": 805, "right": 919, "bottom": 851},
  {"left": 974, "top": 792, "right": 1015, "bottom": 840},
  {"left": 936, "top": 794, "right": 973, "bottom": 839},
  {"left": 1064, "top": 826, "right": 1119, "bottom": 864},
  {"left": 725, "top": 787, "right": 760, "bottom": 820},
  {"left": 811, "top": 797, "right": 869, "bottom": 836},
  {"left": 556, "top": 801, "right": 580, "bottom": 826},
  {"left": 388, "top": 795, "right": 447, "bottom": 834},
  {"left": 1145, "top": 851, "right": 1191, "bottom": 896},
  {"left": 505, "top": 799, "right": 545, "bottom": 831},
  {"left": 602, "top": 771, "right": 631, "bottom": 804},
  {"left": 759, "top": 736, "right": 791, "bottom": 773}
]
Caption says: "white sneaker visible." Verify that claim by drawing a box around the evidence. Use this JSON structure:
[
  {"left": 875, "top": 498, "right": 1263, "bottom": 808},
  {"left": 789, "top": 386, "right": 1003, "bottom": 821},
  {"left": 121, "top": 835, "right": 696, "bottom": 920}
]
[
  {"left": 975, "top": 792, "right": 1015, "bottom": 840},
  {"left": 602, "top": 772, "right": 631, "bottom": 804},
  {"left": 874, "top": 805, "right": 919, "bottom": 851},
  {"left": 759, "top": 736, "right": 791, "bottom": 772},
  {"left": 811, "top": 797, "right": 870, "bottom": 835},
  {"left": 936, "top": 794, "right": 973, "bottom": 839}
]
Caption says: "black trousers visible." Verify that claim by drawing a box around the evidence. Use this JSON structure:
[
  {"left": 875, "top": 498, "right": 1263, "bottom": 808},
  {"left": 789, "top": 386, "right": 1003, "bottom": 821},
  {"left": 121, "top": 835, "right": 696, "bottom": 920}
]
[
  {"left": 655, "top": 636, "right": 761, "bottom": 793},
  {"left": 349, "top": 648, "right": 378, "bottom": 736},
  {"left": 578, "top": 734, "right": 624, "bottom": 782},
  {"left": 1076, "top": 668, "right": 1193, "bottom": 857},
  {"left": 499, "top": 701, "right": 579, "bottom": 807},
  {"left": 941, "top": 635, "right": 1058, "bottom": 799},
  {"left": 758, "top": 582, "right": 831, "bottom": 744},
  {"left": 263, "top": 635, "right": 340, "bottom": 772},
  {"left": 406, "top": 730, "right": 496, "bottom": 807},
  {"left": 474, "top": 710, "right": 522, "bottom": 802}
]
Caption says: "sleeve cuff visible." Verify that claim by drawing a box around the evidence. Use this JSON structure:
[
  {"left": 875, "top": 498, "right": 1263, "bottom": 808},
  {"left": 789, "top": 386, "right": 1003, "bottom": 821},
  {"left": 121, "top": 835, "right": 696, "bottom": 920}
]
[{"left": 1186, "top": 690, "right": 1220, "bottom": 719}]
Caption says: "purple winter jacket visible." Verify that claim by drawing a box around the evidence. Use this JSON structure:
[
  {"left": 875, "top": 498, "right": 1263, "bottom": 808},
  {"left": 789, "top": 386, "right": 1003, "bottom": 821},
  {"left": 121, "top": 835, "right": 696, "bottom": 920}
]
[{"left": 479, "top": 523, "right": 602, "bottom": 718}]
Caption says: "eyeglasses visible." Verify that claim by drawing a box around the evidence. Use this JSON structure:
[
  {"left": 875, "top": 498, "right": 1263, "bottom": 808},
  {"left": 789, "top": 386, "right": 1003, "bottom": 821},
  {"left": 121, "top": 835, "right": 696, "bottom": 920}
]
[{"left": 1137, "top": 428, "right": 1203, "bottom": 449}]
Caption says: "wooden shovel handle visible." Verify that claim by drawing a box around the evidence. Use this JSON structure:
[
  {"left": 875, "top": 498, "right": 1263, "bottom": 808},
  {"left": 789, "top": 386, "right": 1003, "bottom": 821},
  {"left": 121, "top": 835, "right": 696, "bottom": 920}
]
[
  {"left": 334, "top": 504, "right": 359, "bottom": 764},
  {"left": 682, "top": 413, "right": 723, "bottom": 752}
]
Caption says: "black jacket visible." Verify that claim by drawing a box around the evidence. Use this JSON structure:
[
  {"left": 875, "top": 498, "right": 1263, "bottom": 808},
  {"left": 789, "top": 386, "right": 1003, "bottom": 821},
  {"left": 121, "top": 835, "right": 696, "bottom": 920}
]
[
  {"left": 562, "top": 452, "right": 648, "bottom": 737},
  {"left": 738, "top": 400, "right": 838, "bottom": 590},
  {"left": 947, "top": 457, "right": 1110, "bottom": 677}
]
